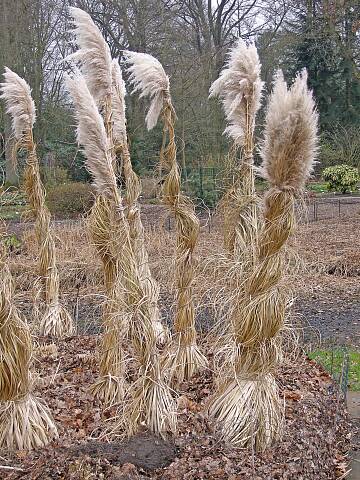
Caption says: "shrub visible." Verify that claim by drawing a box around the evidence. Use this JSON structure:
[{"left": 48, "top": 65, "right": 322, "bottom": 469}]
[
  {"left": 140, "top": 176, "right": 158, "bottom": 200},
  {"left": 184, "top": 168, "right": 220, "bottom": 208},
  {"left": 46, "top": 182, "right": 94, "bottom": 217},
  {"left": 319, "top": 125, "right": 360, "bottom": 169},
  {"left": 322, "top": 164, "right": 360, "bottom": 194}
]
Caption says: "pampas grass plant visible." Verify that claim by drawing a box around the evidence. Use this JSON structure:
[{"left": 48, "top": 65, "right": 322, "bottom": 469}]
[
  {"left": 66, "top": 72, "right": 176, "bottom": 436},
  {"left": 0, "top": 68, "right": 74, "bottom": 338},
  {"left": 65, "top": 49, "right": 126, "bottom": 404},
  {"left": 111, "top": 58, "right": 167, "bottom": 342},
  {"left": 209, "top": 69, "right": 318, "bottom": 450},
  {"left": 125, "top": 51, "right": 208, "bottom": 384},
  {"left": 69, "top": 5, "right": 166, "bottom": 335},
  {"left": 205, "top": 41, "right": 263, "bottom": 349},
  {"left": 0, "top": 223, "right": 58, "bottom": 449},
  {"left": 210, "top": 40, "right": 263, "bottom": 259}
]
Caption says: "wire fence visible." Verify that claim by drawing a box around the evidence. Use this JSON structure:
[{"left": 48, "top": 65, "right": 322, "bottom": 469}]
[
  {"left": 304, "top": 197, "right": 360, "bottom": 222},
  {"left": 308, "top": 346, "right": 351, "bottom": 398},
  {"left": 182, "top": 166, "right": 360, "bottom": 217}
]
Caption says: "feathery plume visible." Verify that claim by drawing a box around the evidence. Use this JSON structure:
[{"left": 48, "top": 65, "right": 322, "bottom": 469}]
[
  {"left": 68, "top": 7, "right": 112, "bottom": 109},
  {"left": 124, "top": 51, "right": 170, "bottom": 130},
  {"left": 0, "top": 67, "right": 36, "bottom": 144},
  {"left": 209, "top": 39, "right": 263, "bottom": 145},
  {"left": 260, "top": 70, "right": 318, "bottom": 191},
  {"left": 111, "top": 58, "right": 127, "bottom": 150},
  {"left": 65, "top": 72, "right": 118, "bottom": 201}
]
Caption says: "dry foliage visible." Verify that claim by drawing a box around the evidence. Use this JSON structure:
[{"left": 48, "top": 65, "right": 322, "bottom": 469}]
[
  {"left": 125, "top": 50, "right": 208, "bottom": 384},
  {"left": 0, "top": 222, "right": 58, "bottom": 450},
  {"left": 208, "top": 69, "right": 318, "bottom": 450},
  {"left": 0, "top": 68, "right": 73, "bottom": 338},
  {"left": 66, "top": 57, "right": 175, "bottom": 436}
]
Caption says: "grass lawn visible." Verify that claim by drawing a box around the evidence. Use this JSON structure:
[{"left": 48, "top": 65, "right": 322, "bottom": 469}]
[{"left": 309, "top": 349, "right": 360, "bottom": 391}]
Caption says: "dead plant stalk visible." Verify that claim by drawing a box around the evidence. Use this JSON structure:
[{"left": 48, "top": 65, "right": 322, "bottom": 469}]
[
  {"left": 0, "top": 68, "right": 73, "bottom": 338},
  {"left": 0, "top": 221, "right": 57, "bottom": 449},
  {"left": 125, "top": 51, "right": 208, "bottom": 384},
  {"left": 66, "top": 67, "right": 176, "bottom": 437}
]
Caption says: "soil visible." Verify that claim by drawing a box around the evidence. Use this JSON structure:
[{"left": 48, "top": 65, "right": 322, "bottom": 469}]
[
  {"left": 69, "top": 434, "right": 177, "bottom": 470},
  {"left": 296, "top": 297, "right": 360, "bottom": 347}
]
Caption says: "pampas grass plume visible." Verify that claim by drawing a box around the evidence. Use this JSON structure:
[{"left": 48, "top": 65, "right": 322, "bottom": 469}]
[
  {"left": 260, "top": 69, "right": 318, "bottom": 191},
  {"left": 0, "top": 67, "right": 36, "bottom": 140},
  {"left": 65, "top": 73, "right": 118, "bottom": 200},
  {"left": 111, "top": 58, "right": 127, "bottom": 149},
  {"left": 68, "top": 7, "right": 112, "bottom": 107},
  {"left": 124, "top": 51, "right": 170, "bottom": 130},
  {"left": 209, "top": 39, "right": 263, "bottom": 145}
]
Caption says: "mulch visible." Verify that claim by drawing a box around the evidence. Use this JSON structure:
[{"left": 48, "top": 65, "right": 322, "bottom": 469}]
[{"left": 0, "top": 336, "right": 351, "bottom": 479}]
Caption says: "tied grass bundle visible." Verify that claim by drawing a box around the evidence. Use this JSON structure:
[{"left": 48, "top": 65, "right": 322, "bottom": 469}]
[
  {"left": 125, "top": 51, "right": 208, "bottom": 383},
  {"left": 210, "top": 40, "right": 263, "bottom": 259},
  {"left": 0, "top": 226, "right": 57, "bottom": 450},
  {"left": 209, "top": 70, "right": 318, "bottom": 451},
  {"left": 0, "top": 394, "right": 58, "bottom": 450},
  {"left": 68, "top": 9, "right": 128, "bottom": 405},
  {"left": 111, "top": 59, "right": 167, "bottom": 342},
  {"left": 88, "top": 196, "right": 129, "bottom": 406},
  {"left": 66, "top": 73, "right": 176, "bottom": 436},
  {"left": 0, "top": 68, "right": 74, "bottom": 338},
  {"left": 66, "top": 71, "right": 125, "bottom": 406},
  {"left": 69, "top": 7, "right": 166, "bottom": 342},
  {"left": 0, "top": 242, "right": 31, "bottom": 401}
]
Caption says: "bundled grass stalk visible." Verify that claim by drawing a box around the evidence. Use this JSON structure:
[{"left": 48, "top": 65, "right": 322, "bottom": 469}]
[
  {"left": 0, "top": 224, "right": 58, "bottom": 449},
  {"left": 125, "top": 51, "right": 208, "bottom": 383},
  {"left": 209, "top": 70, "right": 318, "bottom": 451},
  {"left": 0, "top": 68, "right": 74, "bottom": 338},
  {"left": 69, "top": 8, "right": 166, "bottom": 342},
  {"left": 210, "top": 40, "right": 263, "bottom": 259},
  {"left": 111, "top": 59, "right": 167, "bottom": 342},
  {"left": 66, "top": 73, "right": 176, "bottom": 436},
  {"left": 68, "top": 8, "right": 128, "bottom": 405},
  {"left": 87, "top": 195, "right": 128, "bottom": 406}
]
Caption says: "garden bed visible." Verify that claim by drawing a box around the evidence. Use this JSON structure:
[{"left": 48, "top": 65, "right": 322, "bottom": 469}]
[{"left": 0, "top": 336, "right": 351, "bottom": 479}]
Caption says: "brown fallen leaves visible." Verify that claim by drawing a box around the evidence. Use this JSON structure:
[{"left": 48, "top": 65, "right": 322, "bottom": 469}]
[{"left": 0, "top": 336, "right": 351, "bottom": 480}]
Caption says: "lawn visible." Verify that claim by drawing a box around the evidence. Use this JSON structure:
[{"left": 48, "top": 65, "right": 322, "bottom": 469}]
[{"left": 308, "top": 348, "right": 360, "bottom": 391}]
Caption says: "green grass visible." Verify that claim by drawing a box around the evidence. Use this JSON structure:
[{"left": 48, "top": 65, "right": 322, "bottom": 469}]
[
  {"left": 308, "top": 349, "right": 360, "bottom": 391},
  {"left": 306, "top": 182, "right": 328, "bottom": 193}
]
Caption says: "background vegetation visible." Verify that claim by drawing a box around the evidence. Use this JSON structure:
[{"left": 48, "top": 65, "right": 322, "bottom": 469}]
[{"left": 0, "top": 0, "right": 359, "bottom": 201}]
